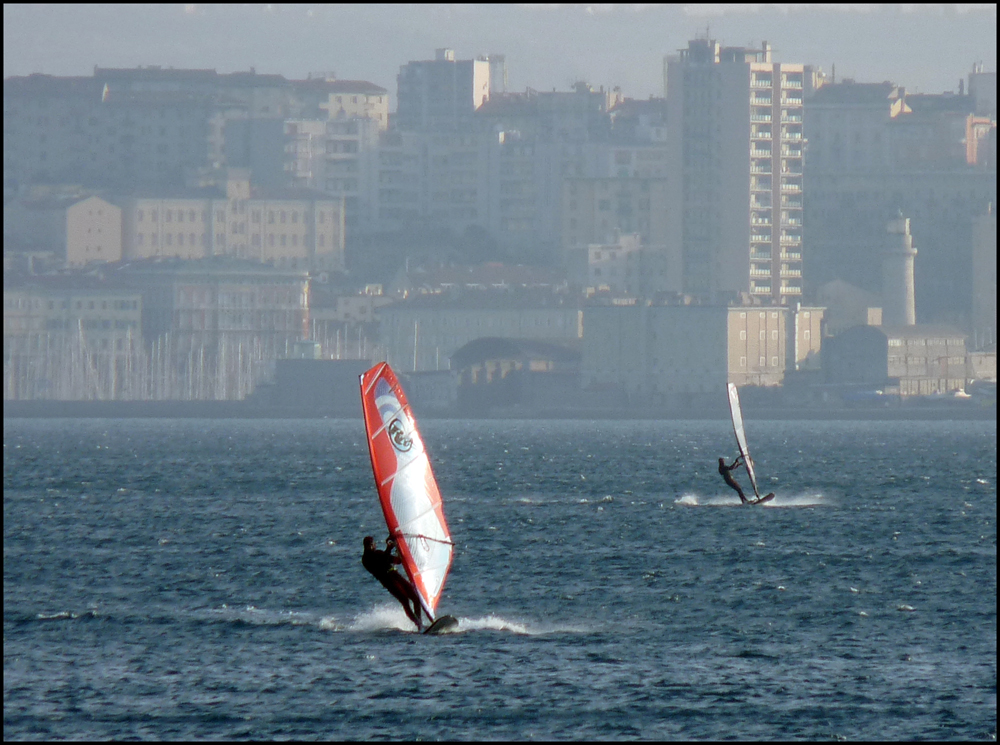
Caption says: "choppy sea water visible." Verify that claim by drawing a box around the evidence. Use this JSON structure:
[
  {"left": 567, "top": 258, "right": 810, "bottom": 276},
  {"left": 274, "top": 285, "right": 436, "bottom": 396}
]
[{"left": 3, "top": 417, "right": 996, "bottom": 741}]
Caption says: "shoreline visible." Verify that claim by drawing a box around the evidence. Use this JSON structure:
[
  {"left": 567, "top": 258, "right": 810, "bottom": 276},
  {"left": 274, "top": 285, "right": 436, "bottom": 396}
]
[{"left": 3, "top": 399, "right": 995, "bottom": 422}]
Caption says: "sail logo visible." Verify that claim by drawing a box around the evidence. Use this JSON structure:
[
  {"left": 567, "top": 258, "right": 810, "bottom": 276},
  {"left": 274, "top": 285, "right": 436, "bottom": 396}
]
[{"left": 387, "top": 418, "right": 413, "bottom": 452}]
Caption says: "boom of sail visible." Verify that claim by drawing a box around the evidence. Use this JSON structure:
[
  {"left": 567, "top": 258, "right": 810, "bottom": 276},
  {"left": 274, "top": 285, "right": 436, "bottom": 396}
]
[
  {"left": 727, "top": 382, "right": 761, "bottom": 500},
  {"left": 360, "top": 362, "right": 452, "bottom": 620}
]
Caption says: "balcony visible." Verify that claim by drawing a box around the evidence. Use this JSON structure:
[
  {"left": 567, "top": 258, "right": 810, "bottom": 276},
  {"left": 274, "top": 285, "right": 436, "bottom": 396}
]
[
  {"left": 750, "top": 268, "right": 772, "bottom": 277},
  {"left": 780, "top": 235, "right": 802, "bottom": 245},
  {"left": 750, "top": 97, "right": 772, "bottom": 107},
  {"left": 780, "top": 285, "right": 802, "bottom": 295},
  {"left": 750, "top": 114, "right": 772, "bottom": 123},
  {"left": 780, "top": 182, "right": 802, "bottom": 193},
  {"left": 750, "top": 251, "right": 772, "bottom": 261},
  {"left": 780, "top": 268, "right": 802, "bottom": 278},
  {"left": 780, "top": 251, "right": 802, "bottom": 260},
  {"left": 780, "top": 113, "right": 802, "bottom": 123},
  {"left": 751, "top": 284, "right": 772, "bottom": 295},
  {"left": 751, "top": 234, "right": 772, "bottom": 243},
  {"left": 751, "top": 78, "right": 773, "bottom": 89},
  {"left": 781, "top": 218, "right": 803, "bottom": 227},
  {"left": 781, "top": 131, "right": 804, "bottom": 141},
  {"left": 750, "top": 166, "right": 772, "bottom": 175},
  {"left": 750, "top": 149, "right": 772, "bottom": 158}
]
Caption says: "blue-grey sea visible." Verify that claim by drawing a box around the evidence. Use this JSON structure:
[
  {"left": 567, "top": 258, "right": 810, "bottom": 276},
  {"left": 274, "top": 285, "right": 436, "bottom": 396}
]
[{"left": 3, "top": 417, "right": 996, "bottom": 741}]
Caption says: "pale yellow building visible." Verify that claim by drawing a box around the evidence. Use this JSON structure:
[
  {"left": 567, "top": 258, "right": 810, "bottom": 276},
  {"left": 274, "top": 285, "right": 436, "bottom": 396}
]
[
  {"left": 4, "top": 194, "right": 122, "bottom": 267},
  {"left": 119, "top": 172, "right": 344, "bottom": 272}
]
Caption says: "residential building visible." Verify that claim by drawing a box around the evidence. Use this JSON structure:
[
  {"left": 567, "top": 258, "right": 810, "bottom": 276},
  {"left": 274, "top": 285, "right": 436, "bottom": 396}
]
[
  {"left": 119, "top": 170, "right": 345, "bottom": 272},
  {"left": 4, "top": 194, "right": 122, "bottom": 267},
  {"left": 395, "top": 49, "right": 491, "bottom": 133},
  {"left": 664, "top": 39, "right": 823, "bottom": 305},
  {"left": 561, "top": 177, "right": 671, "bottom": 263},
  {"left": 3, "top": 73, "right": 245, "bottom": 190},
  {"left": 565, "top": 233, "right": 672, "bottom": 297}
]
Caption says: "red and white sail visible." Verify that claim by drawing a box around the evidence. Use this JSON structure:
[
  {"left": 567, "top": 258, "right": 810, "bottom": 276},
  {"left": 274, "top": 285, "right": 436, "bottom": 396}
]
[{"left": 360, "top": 362, "right": 452, "bottom": 619}]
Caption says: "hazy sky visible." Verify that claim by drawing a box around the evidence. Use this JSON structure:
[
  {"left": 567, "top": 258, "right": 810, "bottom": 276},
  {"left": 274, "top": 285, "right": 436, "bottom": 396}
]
[{"left": 4, "top": 4, "right": 997, "bottom": 104}]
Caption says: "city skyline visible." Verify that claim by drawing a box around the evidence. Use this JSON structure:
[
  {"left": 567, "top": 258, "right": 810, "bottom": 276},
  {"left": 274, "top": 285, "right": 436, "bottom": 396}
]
[{"left": 4, "top": 4, "right": 997, "bottom": 104}]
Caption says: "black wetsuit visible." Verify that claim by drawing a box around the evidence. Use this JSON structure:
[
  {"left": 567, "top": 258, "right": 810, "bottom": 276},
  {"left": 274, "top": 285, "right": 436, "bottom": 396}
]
[
  {"left": 719, "top": 458, "right": 747, "bottom": 504},
  {"left": 362, "top": 541, "right": 425, "bottom": 630}
]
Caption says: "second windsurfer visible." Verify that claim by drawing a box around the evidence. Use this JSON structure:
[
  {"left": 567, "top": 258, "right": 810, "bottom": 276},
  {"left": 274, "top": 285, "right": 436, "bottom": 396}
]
[
  {"left": 361, "top": 535, "right": 429, "bottom": 631},
  {"left": 718, "top": 456, "right": 748, "bottom": 504}
]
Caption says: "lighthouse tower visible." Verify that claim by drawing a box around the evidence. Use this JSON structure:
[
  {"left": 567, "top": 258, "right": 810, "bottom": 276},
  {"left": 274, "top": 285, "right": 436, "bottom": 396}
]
[{"left": 882, "top": 214, "right": 917, "bottom": 326}]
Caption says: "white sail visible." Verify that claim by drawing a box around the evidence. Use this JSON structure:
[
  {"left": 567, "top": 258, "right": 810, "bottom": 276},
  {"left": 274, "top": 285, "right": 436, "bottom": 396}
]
[{"left": 727, "top": 383, "right": 761, "bottom": 499}]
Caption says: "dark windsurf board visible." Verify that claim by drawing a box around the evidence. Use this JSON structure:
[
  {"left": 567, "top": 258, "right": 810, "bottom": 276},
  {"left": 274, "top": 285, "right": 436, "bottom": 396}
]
[
  {"left": 752, "top": 493, "right": 775, "bottom": 505},
  {"left": 423, "top": 614, "right": 459, "bottom": 635}
]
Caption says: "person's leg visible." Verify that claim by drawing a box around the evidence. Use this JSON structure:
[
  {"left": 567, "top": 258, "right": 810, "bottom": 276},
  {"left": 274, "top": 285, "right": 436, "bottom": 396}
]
[{"left": 387, "top": 577, "right": 422, "bottom": 630}]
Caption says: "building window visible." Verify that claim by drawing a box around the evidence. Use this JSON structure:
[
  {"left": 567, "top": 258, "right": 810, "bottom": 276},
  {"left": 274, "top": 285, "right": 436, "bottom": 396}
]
[
  {"left": 760, "top": 330, "right": 766, "bottom": 340},
  {"left": 772, "top": 330, "right": 778, "bottom": 340},
  {"left": 740, "top": 356, "right": 746, "bottom": 367},
  {"left": 759, "top": 357, "right": 766, "bottom": 367},
  {"left": 740, "top": 330, "right": 746, "bottom": 340},
  {"left": 771, "top": 356, "right": 778, "bottom": 367}
]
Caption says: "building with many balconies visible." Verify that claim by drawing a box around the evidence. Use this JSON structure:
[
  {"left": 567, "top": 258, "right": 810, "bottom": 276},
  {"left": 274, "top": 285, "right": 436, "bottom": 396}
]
[{"left": 663, "top": 39, "right": 822, "bottom": 305}]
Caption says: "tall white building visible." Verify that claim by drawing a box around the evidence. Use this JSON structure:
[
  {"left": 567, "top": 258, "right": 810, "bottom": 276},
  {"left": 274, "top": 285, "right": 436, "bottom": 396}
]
[
  {"left": 664, "top": 39, "right": 822, "bottom": 305},
  {"left": 395, "top": 49, "right": 491, "bottom": 133}
]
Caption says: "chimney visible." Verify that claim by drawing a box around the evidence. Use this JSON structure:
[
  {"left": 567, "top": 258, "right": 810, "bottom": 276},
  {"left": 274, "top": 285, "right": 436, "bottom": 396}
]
[{"left": 882, "top": 213, "right": 917, "bottom": 325}]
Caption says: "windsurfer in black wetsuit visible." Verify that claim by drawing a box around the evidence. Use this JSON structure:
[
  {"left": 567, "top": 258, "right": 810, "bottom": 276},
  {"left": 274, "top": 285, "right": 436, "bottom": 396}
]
[
  {"left": 718, "top": 456, "right": 748, "bottom": 504},
  {"left": 362, "top": 535, "right": 427, "bottom": 631}
]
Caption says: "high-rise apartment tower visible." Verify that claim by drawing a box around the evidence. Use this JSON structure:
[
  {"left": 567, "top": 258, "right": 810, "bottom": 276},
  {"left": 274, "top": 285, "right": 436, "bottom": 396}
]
[{"left": 665, "top": 39, "right": 822, "bottom": 305}]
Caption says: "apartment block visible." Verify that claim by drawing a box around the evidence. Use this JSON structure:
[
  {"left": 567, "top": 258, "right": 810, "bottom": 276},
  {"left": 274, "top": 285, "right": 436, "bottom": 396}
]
[
  {"left": 562, "top": 177, "right": 671, "bottom": 261},
  {"left": 565, "top": 234, "right": 672, "bottom": 297},
  {"left": 664, "top": 39, "right": 822, "bottom": 305},
  {"left": 4, "top": 194, "right": 122, "bottom": 267},
  {"left": 119, "top": 171, "right": 344, "bottom": 272},
  {"left": 395, "top": 49, "right": 490, "bottom": 133}
]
